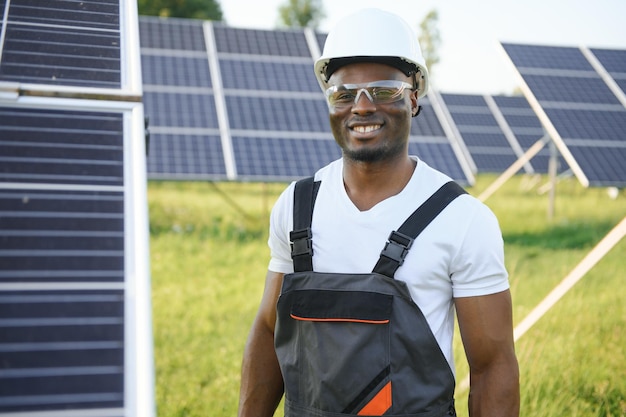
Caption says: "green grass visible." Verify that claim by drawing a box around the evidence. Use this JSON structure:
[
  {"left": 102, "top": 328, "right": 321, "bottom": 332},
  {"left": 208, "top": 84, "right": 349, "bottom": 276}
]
[{"left": 148, "top": 175, "right": 626, "bottom": 417}]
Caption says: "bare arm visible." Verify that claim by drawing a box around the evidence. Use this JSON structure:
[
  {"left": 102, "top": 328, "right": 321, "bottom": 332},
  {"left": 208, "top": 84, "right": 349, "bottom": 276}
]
[
  {"left": 238, "top": 270, "right": 285, "bottom": 417},
  {"left": 455, "top": 289, "right": 520, "bottom": 417}
]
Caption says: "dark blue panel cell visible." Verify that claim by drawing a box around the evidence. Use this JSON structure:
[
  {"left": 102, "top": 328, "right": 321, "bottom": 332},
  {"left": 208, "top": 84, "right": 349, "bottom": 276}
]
[
  {"left": 468, "top": 152, "right": 518, "bottom": 173},
  {"left": 513, "top": 133, "right": 546, "bottom": 149},
  {"left": 523, "top": 74, "right": 620, "bottom": 104},
  {"left": 213, "top": 25, "right": 311, "bottom": 57},
  {"left": 450, "top": 112, "right": 499, "bottom": 127},
  {"left": 8, "top": 0, "right": 119, "bottom": 30},
  {"left": 409, "top": 143, "right": 466, "bottom": 182},
  {"left": 141, "top": 55, "right": 212, "bottom": 87},
  {"left": 492, "top": 95, "right": 531, "bottom": 109},
  {"left": 0, "top": 107, "right": 123, "bottom": 185},
  {"left": 316, "top": 32, "right": 328, "bottom": 52},
  {"left": 0, "top": 290, "right": 124, "bottom": 413},
  {"left": 142, "top": 91, "right": 219, "bottom": 128},
  {"left": 590, "top": 48, "right": 626, "bottom": 74},
  {"left": 502, "top": 43, "right": 594, "bottom": 71},
  {"left": 499, "top": 113, "right": 543, "bottom": 129},
  {"left": 410, "top": 103, "right": 445, "bottom": 137},
  {"left": 232, "top": 137, "right": 340, "bottom": 179},
  {"left": 545, "top": 108, "right": 626, "bottom": 141},
  {"left": 441, "top": 94, "right": 487, "bottom": 106},
  {"left": 460, "top": 132, "right": 511, "bottom": 148},
  {"left": 226, "top": 96, "right": 329, "bottom": 132},
  {"left": 567, "top": 145, "right": 626, "bottom": 186},
  {"left": 0, "top": 189, "right": 124, "bottom": 281},
  {"left": 146, "top": 134, "right": 227, "bottom": 178},
  {"left": 220, "top": 60, "right": 318, "bottom": 92},
  {"left": 138, "top": 16, "right": 206, "bottom": 51},
  {"left": 0, "top": 24, "right": 121, "bottom": 87}
]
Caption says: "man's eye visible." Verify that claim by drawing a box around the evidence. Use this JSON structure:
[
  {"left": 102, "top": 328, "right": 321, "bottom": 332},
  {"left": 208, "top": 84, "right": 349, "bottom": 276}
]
[
  {"left": 371, "top": 88, "right": 397, "bottom": 99},
  {"left": 334, "top": 91, "right": 356, "bottom": 101}
]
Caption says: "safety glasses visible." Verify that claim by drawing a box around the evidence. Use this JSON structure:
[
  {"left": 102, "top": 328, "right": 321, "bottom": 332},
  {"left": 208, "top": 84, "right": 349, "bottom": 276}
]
[{"left": 325, "top": 80, "right": 413, "bottom": 109}]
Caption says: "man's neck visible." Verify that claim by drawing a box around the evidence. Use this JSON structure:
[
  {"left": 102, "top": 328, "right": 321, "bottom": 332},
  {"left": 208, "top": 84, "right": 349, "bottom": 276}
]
[{"left": 342, "top": 156, "right": 417, "bottom": 211}]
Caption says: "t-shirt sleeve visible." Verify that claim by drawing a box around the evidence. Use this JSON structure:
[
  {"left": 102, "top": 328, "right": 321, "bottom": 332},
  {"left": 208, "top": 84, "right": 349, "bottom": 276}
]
[
  {"left": 267, "top": 182, "right": 296, "bottom": 274},
  {"left": 450, "top": 199, "right": 510, "bottom": 298}
]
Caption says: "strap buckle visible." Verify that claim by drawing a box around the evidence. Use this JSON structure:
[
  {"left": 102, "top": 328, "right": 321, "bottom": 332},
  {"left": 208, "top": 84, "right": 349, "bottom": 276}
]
[
  {"left": 290, "top": 228, "right": 313, "bottom": 258},
  {"left": 380, "top": 231, "right": 414, "bottom": 266}
]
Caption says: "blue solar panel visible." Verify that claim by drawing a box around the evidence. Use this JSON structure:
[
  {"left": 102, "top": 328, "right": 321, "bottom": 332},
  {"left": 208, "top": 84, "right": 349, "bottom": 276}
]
[
  {"left": 503, "top": 43, "right": 594, "bottom": 71},
  {"left": 138, "top": 16, "right": 205, "bottom": 51},
  {"left": 591, "top": 48, "right": 626, "bottom": 95},
  {"left": 0, "top": 289, "right": 125, "bottom": 412},
  {"left": 501, "top": 42, "right": 626, "bottom": 186},
  {"left": 147, "top": 134, "right": 227, "bottom": 179},
  {"left": 410, "top": 100, "right": 447, "bottom": 137},
  {"left": 590, "top": 48, "right": 626, "bottom": 74},
  {"left": 233, "top": 137, "right": 340, "bottom": 180},
  {"left": 0, "top": 0, "right": 121, "bottom": 88},
  {"left": 226, "top": 96, "right": 329, "bottom": 132},
  {"left": 141, "top": 55, "right": 212, "bottom": 87},
  {"left": 143, "top": 91, "right": 218, "bottom": 128},
  {"left": 492, "top": 95, "right": 559, "bottom": 173},
  {"left": 0, "top": 107, "right": 124, "bottom": 186},
  {"left": 213, "top": 25, "right": 311, "bottom": 57},
  {"left": 523, "top": 75, "right": 620, "bottom": 104},
  {"left": 409, "top": 142, "right": 468, "bottom": 181},
  {"left": 441, "top": 93, "right": 520, "bottom": 173},
  {"left": 220, "top": 59, "right": 318, "bottom": 92}
]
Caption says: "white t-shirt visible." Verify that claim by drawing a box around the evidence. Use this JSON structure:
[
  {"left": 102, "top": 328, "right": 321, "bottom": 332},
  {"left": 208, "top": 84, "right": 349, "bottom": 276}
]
[{"left": 268, "top": 157, "right": 509, "bottom": 370}]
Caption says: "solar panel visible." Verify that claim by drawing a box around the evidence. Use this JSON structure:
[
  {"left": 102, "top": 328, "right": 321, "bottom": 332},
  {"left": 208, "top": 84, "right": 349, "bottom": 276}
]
[
  {"left": 501, "top": 42, "right": 626, "bottom": 187},
  {"left": 140, "top": 17, "right": 474, "bottom": 184},
  {"left": 590, "top": 48, "right": 626, "bottom": 95},
  {"left": 0, "top": 1, "right": 153, "bottom": 416},
  {"left": 0, "top": 0, "right": 124, "bottom": 91},
  {"left": 437, "top": 93, "right": 561, "bottom": 175}
]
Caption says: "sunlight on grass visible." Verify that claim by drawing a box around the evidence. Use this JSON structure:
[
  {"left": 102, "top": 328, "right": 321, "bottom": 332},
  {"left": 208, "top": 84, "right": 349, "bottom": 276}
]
[{"left": 149, "top": 175, "right": 625, "bottom": 417}]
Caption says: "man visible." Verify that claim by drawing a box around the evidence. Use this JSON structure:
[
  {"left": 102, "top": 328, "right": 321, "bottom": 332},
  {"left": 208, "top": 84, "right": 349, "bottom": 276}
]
[{"left": 238, "top": 8, "right": 519, "bottom": 417}]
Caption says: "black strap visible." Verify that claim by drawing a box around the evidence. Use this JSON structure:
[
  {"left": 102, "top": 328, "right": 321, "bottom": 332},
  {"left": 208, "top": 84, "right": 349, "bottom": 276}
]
[
  {"left": 372, "top": 181, "right": 467, "bottom": 278},
  {"left": 290, "top": 178, "right": 466, "bottom": 276},
  {"left": 290, "top": 177, "right": 321, "bottom": 272}
]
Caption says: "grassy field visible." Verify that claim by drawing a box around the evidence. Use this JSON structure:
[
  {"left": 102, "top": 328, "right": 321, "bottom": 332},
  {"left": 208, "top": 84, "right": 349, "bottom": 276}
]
[{"left": 147, "top": 174, "right": 625, "bottom": 417}]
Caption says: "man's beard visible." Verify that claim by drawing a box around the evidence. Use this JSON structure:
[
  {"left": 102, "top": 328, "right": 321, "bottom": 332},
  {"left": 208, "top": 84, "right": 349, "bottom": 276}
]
[{"left": 341, "top": 139, "right": 405, "bottom": 163}]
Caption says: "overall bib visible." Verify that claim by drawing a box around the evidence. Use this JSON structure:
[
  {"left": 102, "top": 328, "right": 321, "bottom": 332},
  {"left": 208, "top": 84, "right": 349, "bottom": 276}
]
[{"left": 275, "top": 178, "right": 466, "bottom": 416}]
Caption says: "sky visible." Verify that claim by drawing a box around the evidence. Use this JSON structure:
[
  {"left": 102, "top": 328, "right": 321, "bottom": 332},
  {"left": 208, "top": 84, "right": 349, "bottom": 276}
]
[{"left": 219, "top": 0, "right": 626, "bottom": 95}]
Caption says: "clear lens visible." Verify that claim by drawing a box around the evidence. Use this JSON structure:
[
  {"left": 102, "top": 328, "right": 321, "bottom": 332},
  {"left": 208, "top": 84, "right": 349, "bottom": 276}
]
[{"left": 325, "top": 80, "right": 413, "bottom": 109}]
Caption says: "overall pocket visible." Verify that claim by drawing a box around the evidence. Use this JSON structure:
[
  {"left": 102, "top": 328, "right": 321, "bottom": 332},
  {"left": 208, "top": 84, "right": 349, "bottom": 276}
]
[{"left": 283, "top": 289, "right": 394, "bottom": 414}]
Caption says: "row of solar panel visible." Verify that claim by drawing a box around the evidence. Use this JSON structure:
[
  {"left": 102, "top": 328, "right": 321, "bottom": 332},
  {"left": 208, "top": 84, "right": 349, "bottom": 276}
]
[{"left": 138, "top": 17, "right": 554, "bottom": 184}]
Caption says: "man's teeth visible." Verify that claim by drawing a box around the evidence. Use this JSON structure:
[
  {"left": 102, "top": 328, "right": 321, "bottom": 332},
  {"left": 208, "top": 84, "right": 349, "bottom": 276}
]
[{"left": 353, "top": 125, "right": 381, "bottom": 133}]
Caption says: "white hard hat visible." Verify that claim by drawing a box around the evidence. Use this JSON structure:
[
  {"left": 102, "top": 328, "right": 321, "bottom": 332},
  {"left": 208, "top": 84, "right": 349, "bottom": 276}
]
[{"left": 314, "top": 8, "right": 430, "bottom": 98}]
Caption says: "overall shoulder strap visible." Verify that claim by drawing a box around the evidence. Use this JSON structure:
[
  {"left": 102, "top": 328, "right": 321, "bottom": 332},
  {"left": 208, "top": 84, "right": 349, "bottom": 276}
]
[
  {"left": 290, "top": 176, "right": 321, "bottom": 272},
  {"left": 373, "top": 181, "right": 467, "bottom": 278}
]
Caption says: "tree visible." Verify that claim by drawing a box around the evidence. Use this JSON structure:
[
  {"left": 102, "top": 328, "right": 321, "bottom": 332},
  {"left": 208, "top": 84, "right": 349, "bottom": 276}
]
[
  {"left": 277, "top": 0, "right": 325, "bottom": 29},
  {"left": 137, "top": 0, "right": 223, "bottom": 20},
  {"left": 418, "top": 9, "right": 441, "bottom": 73}
]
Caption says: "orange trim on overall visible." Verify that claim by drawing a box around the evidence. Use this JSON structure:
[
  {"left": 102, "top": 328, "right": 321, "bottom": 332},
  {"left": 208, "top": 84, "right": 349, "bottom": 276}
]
[
  {"left": 357, "top": 381, "right": 392, "bottom": 416},
  {"left": 290, "top": 314, "right": 390, "bottom": 324}
]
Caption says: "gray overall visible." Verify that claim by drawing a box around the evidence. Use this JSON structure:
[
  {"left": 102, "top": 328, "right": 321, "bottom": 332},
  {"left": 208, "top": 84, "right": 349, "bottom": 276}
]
[{"left": 275, "top": 178, "right": 466, "bottom": 416}]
